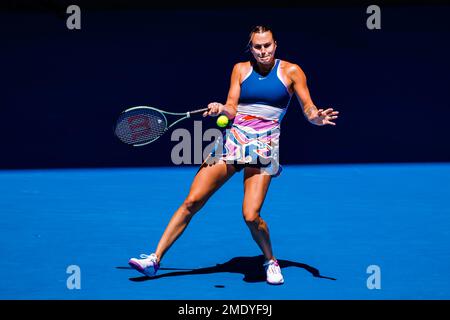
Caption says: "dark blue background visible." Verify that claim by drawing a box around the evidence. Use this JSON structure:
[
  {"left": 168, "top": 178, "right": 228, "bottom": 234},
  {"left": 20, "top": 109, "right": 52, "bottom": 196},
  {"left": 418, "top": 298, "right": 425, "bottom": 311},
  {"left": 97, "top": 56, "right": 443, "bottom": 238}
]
[{"left": 1, "top": 2, "right": 449, "bottom": 168}]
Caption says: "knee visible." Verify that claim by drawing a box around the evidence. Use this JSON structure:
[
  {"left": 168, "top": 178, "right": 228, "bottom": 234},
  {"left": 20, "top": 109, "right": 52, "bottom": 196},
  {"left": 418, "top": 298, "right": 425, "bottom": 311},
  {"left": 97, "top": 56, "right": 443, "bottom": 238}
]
[
  {"left": 182, "top": 195, "right": 204, "bottom": 215},
  {"left": 242, "top": 207, "right": 261, "bottom": 225}
]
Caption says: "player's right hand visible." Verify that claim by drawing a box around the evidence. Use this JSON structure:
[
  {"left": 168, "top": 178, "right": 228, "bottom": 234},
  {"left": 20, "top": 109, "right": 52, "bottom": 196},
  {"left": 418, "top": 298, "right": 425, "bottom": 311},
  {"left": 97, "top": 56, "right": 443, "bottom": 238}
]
[{"left": 203, "top": 102, "right": 225, "bottom": 117}]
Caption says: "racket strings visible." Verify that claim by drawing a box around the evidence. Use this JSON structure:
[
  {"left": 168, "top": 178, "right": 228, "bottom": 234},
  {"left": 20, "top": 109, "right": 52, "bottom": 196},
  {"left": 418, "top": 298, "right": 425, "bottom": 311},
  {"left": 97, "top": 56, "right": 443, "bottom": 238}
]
[{"left": 115, "top": 109, "right": 167, "bottom": 145}]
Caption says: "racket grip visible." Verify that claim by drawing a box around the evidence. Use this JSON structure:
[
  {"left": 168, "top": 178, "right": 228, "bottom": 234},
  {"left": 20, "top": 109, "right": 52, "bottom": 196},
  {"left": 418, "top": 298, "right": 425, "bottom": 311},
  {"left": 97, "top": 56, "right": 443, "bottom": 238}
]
[{"left": 187, "top": 107, "right": 209, "bottom": 117}]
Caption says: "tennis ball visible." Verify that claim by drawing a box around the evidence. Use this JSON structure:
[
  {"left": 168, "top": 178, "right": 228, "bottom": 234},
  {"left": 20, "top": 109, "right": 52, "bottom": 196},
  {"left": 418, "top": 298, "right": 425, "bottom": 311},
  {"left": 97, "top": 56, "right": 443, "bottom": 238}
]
[{"left": 216, "top": 115, "right": 229, "bottom": 128}]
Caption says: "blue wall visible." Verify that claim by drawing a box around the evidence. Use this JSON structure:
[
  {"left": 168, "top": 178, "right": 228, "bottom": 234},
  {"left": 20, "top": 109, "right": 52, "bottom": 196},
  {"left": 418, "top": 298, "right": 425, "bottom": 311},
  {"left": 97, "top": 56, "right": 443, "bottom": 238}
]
[{"left": 1, "top": 3, "right": 449, "bottom": 168}]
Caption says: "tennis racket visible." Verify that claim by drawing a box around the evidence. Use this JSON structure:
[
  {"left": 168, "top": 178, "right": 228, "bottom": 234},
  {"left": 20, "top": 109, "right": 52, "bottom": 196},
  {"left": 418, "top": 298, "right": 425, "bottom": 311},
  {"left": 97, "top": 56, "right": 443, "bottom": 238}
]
[{"left": 114, "top": 106, "right": 208, "bottom": 147}]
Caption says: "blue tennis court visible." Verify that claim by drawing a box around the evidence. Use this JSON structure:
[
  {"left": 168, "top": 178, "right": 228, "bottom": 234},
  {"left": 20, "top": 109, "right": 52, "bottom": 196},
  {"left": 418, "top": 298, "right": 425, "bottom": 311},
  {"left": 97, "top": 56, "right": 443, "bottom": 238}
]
[{"left": 1, "top": 163, "right": 449, "bottom": 300}]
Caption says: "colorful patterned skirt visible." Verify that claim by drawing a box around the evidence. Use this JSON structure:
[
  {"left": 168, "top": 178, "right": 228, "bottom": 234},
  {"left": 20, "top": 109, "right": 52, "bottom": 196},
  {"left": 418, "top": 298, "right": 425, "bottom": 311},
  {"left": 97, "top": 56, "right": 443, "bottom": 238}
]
[{"left": 209, "top": 112, "right": 282, "bottom": 177}]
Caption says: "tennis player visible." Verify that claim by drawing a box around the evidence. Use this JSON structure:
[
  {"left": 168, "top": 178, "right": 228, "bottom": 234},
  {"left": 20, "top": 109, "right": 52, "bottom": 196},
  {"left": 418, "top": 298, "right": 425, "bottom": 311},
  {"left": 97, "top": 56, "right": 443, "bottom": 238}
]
[{"left": 129, "top": 25, "right": 339, "bottom": 285}]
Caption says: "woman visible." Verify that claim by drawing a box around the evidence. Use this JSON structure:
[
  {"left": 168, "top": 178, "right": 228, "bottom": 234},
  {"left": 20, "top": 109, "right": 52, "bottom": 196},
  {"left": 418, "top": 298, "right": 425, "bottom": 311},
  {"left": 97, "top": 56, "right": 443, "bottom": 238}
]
[{"left": 128, "top": 25, "right": 339, "bottom": 285}]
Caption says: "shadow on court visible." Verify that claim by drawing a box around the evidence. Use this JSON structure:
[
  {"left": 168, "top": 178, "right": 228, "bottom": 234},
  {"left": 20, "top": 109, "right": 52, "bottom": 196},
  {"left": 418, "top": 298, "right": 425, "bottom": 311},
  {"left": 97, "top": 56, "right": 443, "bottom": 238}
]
[{"left": 117, "top": 255, "right": 336, "bottom": 283}]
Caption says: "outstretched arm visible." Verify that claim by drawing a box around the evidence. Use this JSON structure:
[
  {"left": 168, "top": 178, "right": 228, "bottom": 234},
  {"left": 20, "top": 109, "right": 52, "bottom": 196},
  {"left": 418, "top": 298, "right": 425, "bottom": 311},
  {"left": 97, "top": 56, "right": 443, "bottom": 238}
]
[
  {"left": 203, "top": 63, "right": 241, "bottom": 119},
  {"left": 290, "top": 64, "right": 339, "bottom": 126}
]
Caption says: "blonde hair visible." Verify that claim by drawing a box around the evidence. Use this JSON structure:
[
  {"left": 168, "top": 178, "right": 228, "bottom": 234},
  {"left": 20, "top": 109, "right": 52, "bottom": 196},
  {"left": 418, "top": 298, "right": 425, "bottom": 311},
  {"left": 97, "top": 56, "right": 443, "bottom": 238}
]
[{"left": 246, "top": 25, "right": 276, "bottom": 50}]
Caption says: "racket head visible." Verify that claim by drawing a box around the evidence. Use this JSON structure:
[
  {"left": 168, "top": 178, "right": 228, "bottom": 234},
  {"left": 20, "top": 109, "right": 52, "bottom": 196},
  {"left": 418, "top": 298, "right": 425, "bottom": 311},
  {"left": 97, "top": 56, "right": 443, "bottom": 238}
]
[{"left": 114, "top": 106, "right": 168, "bottom": 146}]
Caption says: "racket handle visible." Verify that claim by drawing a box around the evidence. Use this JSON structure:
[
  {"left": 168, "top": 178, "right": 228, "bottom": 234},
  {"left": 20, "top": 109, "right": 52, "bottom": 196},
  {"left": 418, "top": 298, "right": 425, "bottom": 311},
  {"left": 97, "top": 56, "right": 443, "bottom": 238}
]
[{"left": 187, "top": 107, "right": 209, "bottom": 117}]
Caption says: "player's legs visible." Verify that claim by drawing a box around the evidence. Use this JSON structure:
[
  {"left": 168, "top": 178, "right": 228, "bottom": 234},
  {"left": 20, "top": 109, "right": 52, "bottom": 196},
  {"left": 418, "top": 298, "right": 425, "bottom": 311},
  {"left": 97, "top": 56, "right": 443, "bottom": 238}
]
[
  {"left": 154, "top": 160, "right": 237, "bottom": 262},
  {"left": 242, "top": 166, "right": 274, "bottom": 261}
]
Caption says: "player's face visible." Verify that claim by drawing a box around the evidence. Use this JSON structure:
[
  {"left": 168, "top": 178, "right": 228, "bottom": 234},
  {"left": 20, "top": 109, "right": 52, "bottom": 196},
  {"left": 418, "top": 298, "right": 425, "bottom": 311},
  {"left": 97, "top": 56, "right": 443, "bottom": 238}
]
[{"left": 250, "top": 31, "right": 277, "bottom": 65}]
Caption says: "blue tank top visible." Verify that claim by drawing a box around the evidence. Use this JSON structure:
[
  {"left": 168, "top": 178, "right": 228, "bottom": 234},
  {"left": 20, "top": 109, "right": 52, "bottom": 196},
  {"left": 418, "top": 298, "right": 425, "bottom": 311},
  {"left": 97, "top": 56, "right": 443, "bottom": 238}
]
[{"left": 239, "top": 59, "right": 292, "bottom": 110}]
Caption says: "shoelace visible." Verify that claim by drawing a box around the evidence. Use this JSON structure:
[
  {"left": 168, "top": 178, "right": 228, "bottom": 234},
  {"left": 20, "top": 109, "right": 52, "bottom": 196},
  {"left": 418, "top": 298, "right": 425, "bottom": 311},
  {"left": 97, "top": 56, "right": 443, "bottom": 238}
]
[
  {"left": 264, "top": 260, "right": 281, "bottom": 275},
  {"left": 139, "top": 253, "right": 158, "bottom": 262}
]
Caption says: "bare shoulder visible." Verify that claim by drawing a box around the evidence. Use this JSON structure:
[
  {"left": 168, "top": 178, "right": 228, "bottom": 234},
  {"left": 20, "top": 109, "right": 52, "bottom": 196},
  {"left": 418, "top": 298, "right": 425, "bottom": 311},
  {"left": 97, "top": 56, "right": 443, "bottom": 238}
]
[
  {"left": 234, "top": 61, "right": 251, "bottom": 72},
  {"left": 280, "top": 60, "right": 305, "bottom": 78},
  {"left": 232, "top": 61, "right": 252, "bottom": 82}
]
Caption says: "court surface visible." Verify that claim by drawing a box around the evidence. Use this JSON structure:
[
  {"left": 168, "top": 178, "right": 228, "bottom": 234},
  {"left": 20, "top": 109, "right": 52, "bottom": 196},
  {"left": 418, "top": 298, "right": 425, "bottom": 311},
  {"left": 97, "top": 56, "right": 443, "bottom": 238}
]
[{"left": 1, "top": 163, "right": 449, "bottom": 299}]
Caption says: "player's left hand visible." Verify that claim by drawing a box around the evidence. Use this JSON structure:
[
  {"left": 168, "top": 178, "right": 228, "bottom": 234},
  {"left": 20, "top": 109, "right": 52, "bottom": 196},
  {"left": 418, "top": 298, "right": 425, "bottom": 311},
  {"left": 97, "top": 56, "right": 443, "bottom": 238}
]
[{"left": 315, "top": 108, "right": 339, "bottom": 126}]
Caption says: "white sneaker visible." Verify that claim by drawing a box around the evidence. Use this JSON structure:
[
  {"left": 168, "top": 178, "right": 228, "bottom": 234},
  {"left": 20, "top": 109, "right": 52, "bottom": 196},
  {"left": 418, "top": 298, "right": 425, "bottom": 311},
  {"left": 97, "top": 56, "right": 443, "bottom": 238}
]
[
  {"left": 128, "top": 253, "right": 160, "bottom": 277},
  {"left": 264, "top": 259, "right": 284, "bottom": 285}
]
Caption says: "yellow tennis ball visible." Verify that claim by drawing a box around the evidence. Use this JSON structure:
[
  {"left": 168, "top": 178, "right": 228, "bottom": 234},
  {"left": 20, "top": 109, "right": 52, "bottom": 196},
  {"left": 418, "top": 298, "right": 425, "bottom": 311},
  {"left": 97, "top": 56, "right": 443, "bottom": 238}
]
[{"left": 216, "top": 115, "right": 229, "bottom": 128}]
